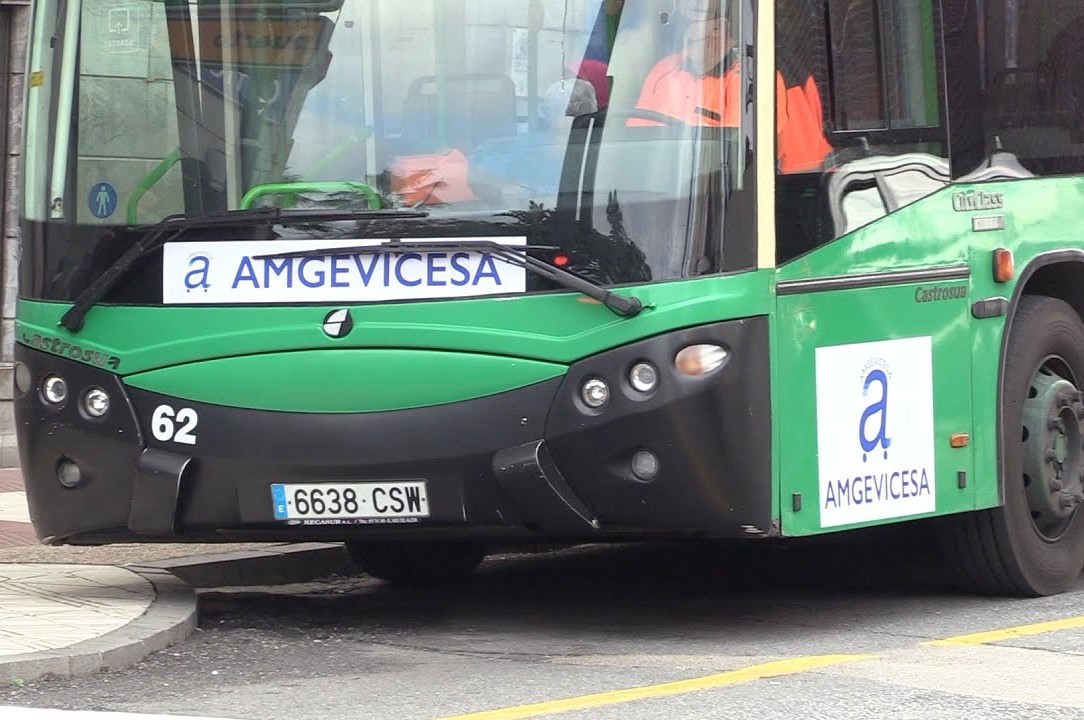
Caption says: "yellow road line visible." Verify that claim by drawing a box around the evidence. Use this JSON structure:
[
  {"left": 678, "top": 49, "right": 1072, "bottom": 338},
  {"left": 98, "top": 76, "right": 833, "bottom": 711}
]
[
  {"left": 924, "top": 615, "right": 1084, "bottom": 647},
  {"left": 434, "top": 654, "right": 875, "bottom": 720}
]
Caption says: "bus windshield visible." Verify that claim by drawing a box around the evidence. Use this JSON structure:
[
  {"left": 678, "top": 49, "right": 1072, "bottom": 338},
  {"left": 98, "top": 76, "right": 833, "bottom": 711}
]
[{"left": 22, "top": 0, "right": 756, "bottom": 290}]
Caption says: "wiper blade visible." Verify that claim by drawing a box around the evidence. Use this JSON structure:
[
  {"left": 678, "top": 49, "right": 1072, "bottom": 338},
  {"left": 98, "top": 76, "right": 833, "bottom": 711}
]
[
  {"left": 59, "top": 207, "right": 429, "bottom": 333},
  {"left": 255, "top": 239, "right": 645, "bottom": 318}
]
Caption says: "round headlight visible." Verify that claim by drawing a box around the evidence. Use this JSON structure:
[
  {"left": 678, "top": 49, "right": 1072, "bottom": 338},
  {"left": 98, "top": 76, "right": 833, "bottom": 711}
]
[
  {"left": 43, "top": 375, "right": 68, "bottom": 404},
  {"left": 675, "top": 344, "right": 729, "bottom": 376},
  {"left": 83, "top": 387, "right": 111, "bottom": 418},
  {"left": 581, "top": 378, "right": 610, "bottom": 408},
  {"left": 629, "top": 362, "right": 658, "bottom": 393}
]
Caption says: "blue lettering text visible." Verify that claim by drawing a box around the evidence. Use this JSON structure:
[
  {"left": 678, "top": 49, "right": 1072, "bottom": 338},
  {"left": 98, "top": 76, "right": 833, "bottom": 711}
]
[
  {"left": 298, "top": 257, "right": 325, "bottom": 288},
  {"left": 330, "top": 256, "right": 350, "bottom": 288},
  {"left": 395, "top": 253, "right": 423, "bottom": 287},
  {"left": 232, "top": 257, "right": 259, "bottom": 289},
  {"left": 474, "top": 254, "right": 501, "bottom": 286},
  {"left": 264, "top": 257, "right": 293, "bottom": 288},
  {"left": 427, "top": 252, "right": 448, "bottom": 286},
  {"left": 450, "top": 253, "right": 471, "bottom": 286}
]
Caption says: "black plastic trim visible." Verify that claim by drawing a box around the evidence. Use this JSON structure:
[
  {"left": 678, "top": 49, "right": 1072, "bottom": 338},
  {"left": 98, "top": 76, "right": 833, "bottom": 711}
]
[{"left": 16, "top": 316, "right": 773, "bottom": 544}]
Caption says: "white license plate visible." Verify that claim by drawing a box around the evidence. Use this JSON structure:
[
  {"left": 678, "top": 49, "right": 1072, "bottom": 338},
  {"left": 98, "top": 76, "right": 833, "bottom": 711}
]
[{"left": 271, "top": 481, "right": 429, "bottom": 520}]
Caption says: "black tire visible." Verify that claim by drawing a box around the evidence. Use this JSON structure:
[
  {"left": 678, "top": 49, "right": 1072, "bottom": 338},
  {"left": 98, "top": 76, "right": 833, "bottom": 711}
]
[
  {"left": 347, "top": 541, "right": 487, "bottom": 586},
  {"left": 944, "top": 295, "right": 1084, "bottom": 596}
]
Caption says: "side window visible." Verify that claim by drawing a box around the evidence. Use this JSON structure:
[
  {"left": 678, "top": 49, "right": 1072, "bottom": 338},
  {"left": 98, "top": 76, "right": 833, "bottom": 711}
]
[
  {"left": 947, "top": 0, "right": 1084, "bottom": 179},
  {"left": 775, "top": 0, "right": 949, "bottom": 264}
]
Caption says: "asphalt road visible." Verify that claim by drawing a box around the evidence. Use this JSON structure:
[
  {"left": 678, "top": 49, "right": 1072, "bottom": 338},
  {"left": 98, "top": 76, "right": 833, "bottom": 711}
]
[{"left": 8, "top": 525, "right": 1084, "bottom": 720}]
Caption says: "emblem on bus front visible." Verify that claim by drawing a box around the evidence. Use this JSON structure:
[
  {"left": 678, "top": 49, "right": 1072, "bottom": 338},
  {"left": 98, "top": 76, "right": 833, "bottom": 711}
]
[{"left": 322, "top": 309, "right": 354, "bottom": 339}]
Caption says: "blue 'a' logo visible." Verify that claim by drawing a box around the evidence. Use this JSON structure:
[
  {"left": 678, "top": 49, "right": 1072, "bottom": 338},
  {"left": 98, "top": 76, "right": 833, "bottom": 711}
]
[
  {"left": 859, "top": 368, "right": 891, "bottom": 462},
  {"left": 185, "top": 254, "right": 211, "bottom": 292}
]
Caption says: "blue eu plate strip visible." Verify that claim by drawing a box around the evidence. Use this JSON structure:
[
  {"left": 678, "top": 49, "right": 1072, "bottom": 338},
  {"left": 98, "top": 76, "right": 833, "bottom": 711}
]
[{"left": 271, "top": 484, "right": 289, "bottom": 520}]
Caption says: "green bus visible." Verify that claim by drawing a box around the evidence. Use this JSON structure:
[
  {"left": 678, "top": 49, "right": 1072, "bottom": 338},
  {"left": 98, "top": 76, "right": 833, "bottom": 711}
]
[{"left": 14, "top": 0, "right": 1084, "bottom": 595}]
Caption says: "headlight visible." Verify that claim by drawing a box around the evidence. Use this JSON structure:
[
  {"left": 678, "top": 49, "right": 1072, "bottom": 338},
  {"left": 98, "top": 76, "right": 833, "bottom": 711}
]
[
  {"left": 629, "top": 362, "right": 659, "bottom": 393},
  {"left": 581, "top": 378, "right": 610, "bottom": 408},
  {"left": 43, "top": 375, "right": 68, "bottom": 404},
  {"left": 82, "top": 387, "right": 111, "bottom": 417},
  {"left": 675, "top": 344, "right": 729, "bottom": 376}
]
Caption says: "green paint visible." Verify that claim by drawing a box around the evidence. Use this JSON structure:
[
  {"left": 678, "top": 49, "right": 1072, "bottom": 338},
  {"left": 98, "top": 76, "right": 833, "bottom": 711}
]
[
  {"left": 123, "top": 349, "right": 566, "bottom": 413},
  {"left": 23, "top": 172, "right": 1084, "bottom": 535},
  {"left": 16, "top": 270, "right": 774, "bottom": 375},
  {"left": 774, "top": 175, "right": 1084, "bottom": 534}
]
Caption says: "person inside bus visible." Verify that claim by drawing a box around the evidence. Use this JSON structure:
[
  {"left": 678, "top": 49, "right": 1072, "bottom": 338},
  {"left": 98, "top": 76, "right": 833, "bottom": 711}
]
[{"left": 631, "top": 0, "right": 832, "bottom": 174}]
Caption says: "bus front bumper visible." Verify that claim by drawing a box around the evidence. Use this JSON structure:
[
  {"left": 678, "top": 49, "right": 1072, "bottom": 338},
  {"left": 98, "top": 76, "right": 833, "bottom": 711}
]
[{"left": 14, "top": 317, "right": 772, "bottom": 544}]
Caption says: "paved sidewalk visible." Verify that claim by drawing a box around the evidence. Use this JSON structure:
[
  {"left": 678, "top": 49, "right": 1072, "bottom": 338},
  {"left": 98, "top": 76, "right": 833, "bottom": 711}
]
[
  {"left": 0, "top": 468, "right": 36, "bottom": 548},
  {"left": 0, "top": 565, "right": 154, "bottom": 656},
  {"left": 0, "top": 467, "right": 353, "bottom": 685}
]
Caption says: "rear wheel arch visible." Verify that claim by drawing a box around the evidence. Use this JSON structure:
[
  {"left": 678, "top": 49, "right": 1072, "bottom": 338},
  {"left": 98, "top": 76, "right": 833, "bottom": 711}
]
[
  {"left": 942, "top": 253, "right": 1084, "bottom": 595},
  {"left": 998, "top": 252, "right": 1084, "bottom": 502}
]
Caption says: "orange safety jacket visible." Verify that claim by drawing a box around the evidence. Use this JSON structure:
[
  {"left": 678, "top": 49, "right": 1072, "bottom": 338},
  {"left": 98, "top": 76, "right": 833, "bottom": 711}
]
[{"left": 632, "top": 53, "right": 833, "bottom": 174}]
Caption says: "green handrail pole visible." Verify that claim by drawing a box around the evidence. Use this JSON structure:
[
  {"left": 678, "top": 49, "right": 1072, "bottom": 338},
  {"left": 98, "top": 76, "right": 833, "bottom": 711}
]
[
  {"left": 48, "top": 0, "right": 83, "bottom": 219},
  {"left": 239, "top": 181, "right": 382, "bottom": 210},
  {"left": 434, "top": 0, "right": 448, "bottom": 148},
  {"left": 127, "top": 147, "right": 183, "bottom": 224},
  {"left": 527, "top": 0, "right": 541, "bottom": 131}
]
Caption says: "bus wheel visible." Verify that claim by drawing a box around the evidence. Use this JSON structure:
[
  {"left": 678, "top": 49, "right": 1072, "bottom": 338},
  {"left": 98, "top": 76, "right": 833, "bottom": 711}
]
[
  {"left": 948, "top": 295, "right": 1084, "bottom": 596},
  {"left": 346, "top": 541, "right": 487, "bottom": 586}
]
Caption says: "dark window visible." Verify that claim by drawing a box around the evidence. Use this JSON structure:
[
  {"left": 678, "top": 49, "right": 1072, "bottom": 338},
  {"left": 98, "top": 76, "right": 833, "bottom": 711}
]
[
  {"left": 776, "top": 0, "right": 949, "bottom": 264},
  {"left": 948, "top": 0, "right": 1084, "bottom": 178}
]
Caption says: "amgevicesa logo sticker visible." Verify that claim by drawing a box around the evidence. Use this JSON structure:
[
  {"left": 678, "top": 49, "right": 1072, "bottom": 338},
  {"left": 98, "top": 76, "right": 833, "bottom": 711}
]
[{"left": 814, "top": 336, "right": 935, "bottom": 527}]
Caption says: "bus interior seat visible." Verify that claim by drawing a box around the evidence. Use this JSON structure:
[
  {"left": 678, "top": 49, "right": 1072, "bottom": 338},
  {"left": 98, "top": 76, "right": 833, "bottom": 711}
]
[
  {"left": 825, "top": 153, "right": 949, "bottom": 236},
  {"left": 401, "top": 73, "right": 517, "bottom": 154}
]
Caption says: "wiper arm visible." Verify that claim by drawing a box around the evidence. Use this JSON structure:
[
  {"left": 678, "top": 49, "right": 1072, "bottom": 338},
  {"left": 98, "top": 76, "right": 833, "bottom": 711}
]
[
  {"left": 255, "top": 239, "right": 645, "bottom": 318},
  {"left": 59, "top": 207, "right": 428, "bottom": 333}
]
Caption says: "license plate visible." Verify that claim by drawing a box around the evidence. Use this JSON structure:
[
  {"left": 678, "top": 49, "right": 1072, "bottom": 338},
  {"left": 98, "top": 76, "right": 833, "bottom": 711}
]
[{"left": 271, "top": 481, "right": 429, "bottom": 521}]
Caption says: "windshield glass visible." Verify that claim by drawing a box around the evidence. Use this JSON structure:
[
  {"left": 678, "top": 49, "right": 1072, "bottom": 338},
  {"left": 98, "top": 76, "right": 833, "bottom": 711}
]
[{"left": 23, "top": 0, "right": 757, "bottom": 289}]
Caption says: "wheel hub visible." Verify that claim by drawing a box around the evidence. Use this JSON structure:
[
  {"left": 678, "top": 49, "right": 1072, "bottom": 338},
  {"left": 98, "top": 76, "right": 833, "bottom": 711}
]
[{"left": 1022, "top": 368, "right": 1084, "bottom": 535}]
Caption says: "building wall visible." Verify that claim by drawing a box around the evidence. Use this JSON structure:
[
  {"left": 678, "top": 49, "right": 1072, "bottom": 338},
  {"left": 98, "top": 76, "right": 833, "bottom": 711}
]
[{"left": 1, "top": 0, "right": 30, "bottom": 468}]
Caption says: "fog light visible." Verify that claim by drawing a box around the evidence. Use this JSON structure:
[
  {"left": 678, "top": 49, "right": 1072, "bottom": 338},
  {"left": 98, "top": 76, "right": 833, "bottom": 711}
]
[
  {"left": 675, "top": 344, "right": 729, "bottom": 376},
  {"left": 631, "top": 450, "right": 659, "bottom": 481},
  {"left": 43, "top": 375, "right": 68, "bottom": 404},
  {"left": 83, "top": 387, "right": 110, "bottom": 417},
  {"left": 629, "top": 362, "right": 658, "bottom": 393},
  {"left": 57, "top": 459, "right": 83, "bottom": 488},
  {"left": 581, "top": 378, "right": 610, "bottom": 408},
  {"left": 14, "top": 362, "right": 30, "bottom": 395}
]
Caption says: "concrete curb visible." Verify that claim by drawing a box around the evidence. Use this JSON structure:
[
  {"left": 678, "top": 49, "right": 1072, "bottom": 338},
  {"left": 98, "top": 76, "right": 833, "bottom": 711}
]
[
  {"left": 1, "top": 542, "right": 354, "bottom": 686},
  {"left": 0, "top": 569, "right": 194, "bottom": 686}
]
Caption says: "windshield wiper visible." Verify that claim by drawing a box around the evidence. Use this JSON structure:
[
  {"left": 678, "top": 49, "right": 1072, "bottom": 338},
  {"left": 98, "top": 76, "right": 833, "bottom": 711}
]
[
  {"left": 254, "top": 239, "right": 645, "bottom": 318},
  {"left": 60, "top": 207, "right": 429, "bottom": 333}
]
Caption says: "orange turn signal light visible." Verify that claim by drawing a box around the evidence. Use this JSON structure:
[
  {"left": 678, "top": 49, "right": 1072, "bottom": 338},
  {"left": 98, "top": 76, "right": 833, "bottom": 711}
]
[
  {"left": 993, "top": 248, "right": 1014, "bottom": 283},
  {"left": 950, "top": 433, "right": 970, "bottom": 449}
]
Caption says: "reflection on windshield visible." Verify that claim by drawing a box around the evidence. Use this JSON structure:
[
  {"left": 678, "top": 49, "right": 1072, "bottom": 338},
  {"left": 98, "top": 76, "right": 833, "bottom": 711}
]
[{"left": 24, "top": 0, "right": 756, "bottom": 286}]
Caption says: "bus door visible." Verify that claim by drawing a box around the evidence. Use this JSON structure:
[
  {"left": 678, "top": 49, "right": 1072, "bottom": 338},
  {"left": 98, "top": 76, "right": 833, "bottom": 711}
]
[{"left": 771, "top": 0, "right": 978, "bottom": 537}]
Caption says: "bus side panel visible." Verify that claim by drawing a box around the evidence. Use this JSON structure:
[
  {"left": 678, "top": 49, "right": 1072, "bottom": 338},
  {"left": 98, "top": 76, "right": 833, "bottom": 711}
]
[{"left": 775, "top": 274, "right": 976, "bottom": 537}]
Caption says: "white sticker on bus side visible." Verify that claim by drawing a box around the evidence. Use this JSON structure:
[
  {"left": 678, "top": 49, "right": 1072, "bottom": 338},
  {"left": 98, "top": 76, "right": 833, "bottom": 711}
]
[
  {"left": 162, "top": 237, "right": 527, "bottom": 304},
  {"left": 814, "top": 336, "right": 936, "bottom": 528}
]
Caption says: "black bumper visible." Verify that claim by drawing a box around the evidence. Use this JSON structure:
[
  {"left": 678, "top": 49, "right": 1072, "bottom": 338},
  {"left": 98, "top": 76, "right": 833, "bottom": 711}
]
[{"left": 15, "top": 317, "right": 772, "bottom": 544}]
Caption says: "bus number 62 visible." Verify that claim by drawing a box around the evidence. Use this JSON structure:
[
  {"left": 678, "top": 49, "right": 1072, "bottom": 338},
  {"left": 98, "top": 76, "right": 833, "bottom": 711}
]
[{"left": 151, "top": 404, "right": 199, "bottom": 445}]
